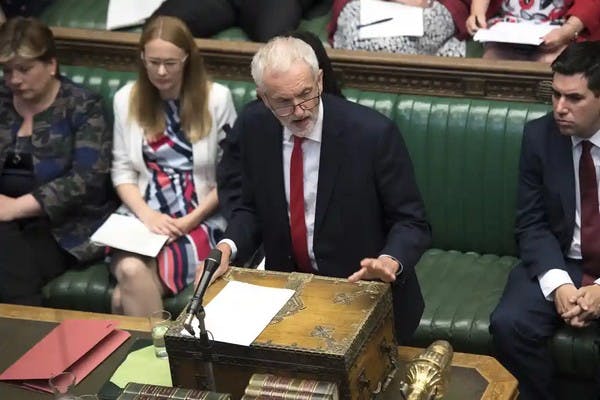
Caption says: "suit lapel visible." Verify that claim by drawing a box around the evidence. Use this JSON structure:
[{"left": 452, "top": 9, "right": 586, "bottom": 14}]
[
  {"left": 261, "top": 114, "right": 290, "bottom": 238},
  {"left": 552, "top": 124, "right": 576, "bottom": 227},
  {"left": 315, "top": 97, "right": 344, "bottom": 232}
]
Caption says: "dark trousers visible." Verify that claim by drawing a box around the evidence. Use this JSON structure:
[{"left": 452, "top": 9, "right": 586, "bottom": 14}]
[
  {"left": 490, "top": 259, "right": 600, "bottom": 400},
  {"left": 0, "top": 219, "right": 71, "bottom": 306},
  {"left": 152, "top": 0, "right": 317, "bottom": 42}
]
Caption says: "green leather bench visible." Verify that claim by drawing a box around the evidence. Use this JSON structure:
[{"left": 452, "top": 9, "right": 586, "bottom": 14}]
[{"left": 42, "top": 66, "right": 598, "bottom": 397}]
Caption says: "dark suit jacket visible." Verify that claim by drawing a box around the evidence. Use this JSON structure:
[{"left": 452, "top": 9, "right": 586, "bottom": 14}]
[
  {"left": 222, "top": 94, "right": 431, "bottom": 342},
  {"left": 516, "top": 113, "right": 576, "bottom": 279}
]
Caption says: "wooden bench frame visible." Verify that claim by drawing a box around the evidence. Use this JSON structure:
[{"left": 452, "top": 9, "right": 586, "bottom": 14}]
[{"left": 52, "top": 27, "right": 553, "bottom": 104}]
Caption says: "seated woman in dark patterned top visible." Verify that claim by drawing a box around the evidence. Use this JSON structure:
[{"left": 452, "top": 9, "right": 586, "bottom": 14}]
[{"left": 0, "top": 17, "right": 116, "bottom": 306}]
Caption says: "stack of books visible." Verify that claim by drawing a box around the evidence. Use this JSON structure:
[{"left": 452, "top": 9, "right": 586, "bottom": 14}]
[
  {"left": 116, "top": 383, "right": 231, "bottom": 400},
  {"left": 241, "top": 374, "right": 338, "bottom": 400}
]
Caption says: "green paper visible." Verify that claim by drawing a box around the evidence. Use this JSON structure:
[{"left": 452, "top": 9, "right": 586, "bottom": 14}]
[{"left": 109, "top": 345, "right": 172, "bottom": 388}]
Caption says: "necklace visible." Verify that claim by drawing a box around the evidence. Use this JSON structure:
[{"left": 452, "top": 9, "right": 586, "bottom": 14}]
[{"left": 11, "top": 136, "right": 30, "bottom": 166}]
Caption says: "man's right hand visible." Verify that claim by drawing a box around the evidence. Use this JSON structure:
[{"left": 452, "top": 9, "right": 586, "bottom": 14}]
[
  {"left": 555, "top": 284, "right": 588, "bottom": 328},
  {"left": 194, "top": 242, "right": 232, "bottom": 285}
]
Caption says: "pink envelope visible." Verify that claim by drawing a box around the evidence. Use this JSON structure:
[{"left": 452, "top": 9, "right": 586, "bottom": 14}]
[{"left": 0, "top": 319, "right": 131, "bottom": 393}]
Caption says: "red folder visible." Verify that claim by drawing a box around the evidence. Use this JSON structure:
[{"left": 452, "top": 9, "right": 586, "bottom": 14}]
[{"left": 0, "top": 319, "right": 130, "bottom": 392}]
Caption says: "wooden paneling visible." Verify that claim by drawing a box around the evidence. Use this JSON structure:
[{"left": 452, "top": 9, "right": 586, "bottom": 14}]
[{"left": 51, "top": 27, "right": 553, "bottom": 104}]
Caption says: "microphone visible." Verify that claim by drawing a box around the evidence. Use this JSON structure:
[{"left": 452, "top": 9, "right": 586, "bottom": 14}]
[{"left": 184, "top": 248, "right": 222, "bottom": 336}]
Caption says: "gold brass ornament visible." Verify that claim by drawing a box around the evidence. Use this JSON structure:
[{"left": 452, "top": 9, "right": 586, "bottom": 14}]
[{"left": 399, "top": 340, "right": 453, "bottom": 400}]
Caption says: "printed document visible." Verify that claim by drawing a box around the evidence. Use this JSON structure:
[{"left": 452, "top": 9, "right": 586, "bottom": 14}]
[
  {"left": 474, "top": 21, "right": 558, "bottom": 46},
  {"left": 359, "top": 0, "right": 424, "bottom": 39},
  {"left": 106, "top": 0, "right": 165, "bottom": 30},
  {"left": 182, "top": 281, "right": 296, "bottom": 346},
  {"left": 90, "top": 213, "right": 168, "bottom": 257}
]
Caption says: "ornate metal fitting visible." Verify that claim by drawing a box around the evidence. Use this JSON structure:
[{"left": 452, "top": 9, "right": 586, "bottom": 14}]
[{"left": 399, "top": 340, "right": 453, "bottom": 400}]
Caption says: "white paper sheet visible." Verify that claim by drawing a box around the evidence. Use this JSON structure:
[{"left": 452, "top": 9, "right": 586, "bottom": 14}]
[
  {"left": 473, "top": 21, "right": 558, "bottom": 46},
  {"left": 181, "top": 281, "right": 296, "bottom": 346},
  {"left": 106, "top": 0, "right": 165, "bottom": 30},
  {"left": 359, "top": 0, "right": 424, "bottom": 40},
  {"left": 90, "top": 213, "right": 168, "bottom": 257}
]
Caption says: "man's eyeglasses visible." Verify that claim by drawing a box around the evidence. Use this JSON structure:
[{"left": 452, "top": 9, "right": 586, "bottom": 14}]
[
  {"left": 141, "top": 53, "right": 188, "bottom": 73},
  {"left": 269, "top": 93, "right": 321, "bottom": 117}
]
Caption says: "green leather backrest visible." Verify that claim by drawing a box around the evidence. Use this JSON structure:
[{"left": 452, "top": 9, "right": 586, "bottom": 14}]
[
  {"left": 42, "top": 0, "right": 110, "bottom": 30},
  {"left": 343, "top": 90, "right": 550, "bottom": 256},
  {"left": 60, "top": 66, "right": 551, "bottom": 257}
]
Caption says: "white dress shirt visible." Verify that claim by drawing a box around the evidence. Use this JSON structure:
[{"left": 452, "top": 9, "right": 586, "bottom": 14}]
[
  {"left": 538, "top": 130, "right": 600, "bottom": 300},
  {"left": 282, "top": 101, "right": 323, "bottom": 270},
  {"left": 220, "top": 100, "right": 324, "bottom": 267}
]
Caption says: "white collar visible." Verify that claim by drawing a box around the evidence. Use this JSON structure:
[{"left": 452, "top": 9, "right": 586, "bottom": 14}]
[
  {"left": 571, "top": 128, "right": 600, "bottom": 149},
  {"left": 283, "top": 98, "right": 323, "bottom": 144}
]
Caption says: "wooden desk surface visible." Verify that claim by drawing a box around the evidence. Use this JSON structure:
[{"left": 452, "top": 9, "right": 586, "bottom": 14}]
[
  {"left": 0, "top": 304, "right": 517, "bottom": 400},
  {"left": 0, "top": 303, "right": 150, "bottom": 332}
]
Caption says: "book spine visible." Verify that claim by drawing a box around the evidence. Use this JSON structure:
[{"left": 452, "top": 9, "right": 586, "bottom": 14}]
[
  {"left": 119, "top": 383, "right": 230, "bottom": 400},
  {"left": 242, "top": 391, "right": 334, "bottom": 400},
  {"left": 246, "top": 375, "right": 337, "bottom": 397}
]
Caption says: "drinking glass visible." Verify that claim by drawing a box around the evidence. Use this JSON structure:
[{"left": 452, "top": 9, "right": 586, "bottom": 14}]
[
  {"left": 48, "top": 371, "right": 77, "bottom": 399},
  {"left": 149, "top": 310, "right": 171, "bottom": 358}
]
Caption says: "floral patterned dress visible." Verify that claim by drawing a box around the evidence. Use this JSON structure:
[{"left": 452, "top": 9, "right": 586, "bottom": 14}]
[{"left": 489, "top": 0, "right": 568, "bottom": 24}]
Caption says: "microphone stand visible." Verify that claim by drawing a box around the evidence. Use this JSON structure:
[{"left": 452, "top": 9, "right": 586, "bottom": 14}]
[
  {"left": 186, "top": 304, "right": 216, "bottom": 392},
  {"left": 183, "top": 248, "right": 222, "bottom": 392}
]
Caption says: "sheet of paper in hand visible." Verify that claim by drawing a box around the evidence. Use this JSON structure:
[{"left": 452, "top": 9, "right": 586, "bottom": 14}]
[
  {"left": 91, "top": 213, "right": 168, "bottom": 257},
  {"left": 359, "top": 0, "right": 424, "bottom": 39},
  {"left": 474, "top": 21, "right": 557, "bottom": 46}
]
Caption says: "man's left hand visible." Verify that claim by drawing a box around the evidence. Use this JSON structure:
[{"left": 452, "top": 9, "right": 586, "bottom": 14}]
[
  {"left": 575, "top": 285, "right": 600, "bottom": 322},
  {"left": 348, "top": 256, "right": 399, "bottom": 283}
]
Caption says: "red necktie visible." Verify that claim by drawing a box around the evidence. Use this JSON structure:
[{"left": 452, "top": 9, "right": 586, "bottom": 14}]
[
  {"left": 289, "top": 136, "right": 313, "bottom": 273},
  {"left": 579, "top": 140, "right": 600, "bottom": 285}
]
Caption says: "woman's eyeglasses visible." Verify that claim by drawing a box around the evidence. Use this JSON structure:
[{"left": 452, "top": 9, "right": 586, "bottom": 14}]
[{"left": 141, "top": 53, "right": 188, "bottom": 73}]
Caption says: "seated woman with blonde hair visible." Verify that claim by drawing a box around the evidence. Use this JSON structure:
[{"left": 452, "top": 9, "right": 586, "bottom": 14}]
[
  {"left": 0, "top": 17, "right": 115, "bottom": 305},
  {"left": 111, "top": 16, "right": 237, "bottom": 316}
]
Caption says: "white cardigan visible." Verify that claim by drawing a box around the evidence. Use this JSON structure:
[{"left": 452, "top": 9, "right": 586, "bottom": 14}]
[{"left": 111, "top": 81, "right": 237, "bottom": 228}]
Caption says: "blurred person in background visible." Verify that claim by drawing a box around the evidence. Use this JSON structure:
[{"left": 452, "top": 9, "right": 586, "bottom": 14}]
[
  {"left": 330, "top": 0, "right": 472, "bottom": 57},
  {"left": 467, "top": 0, "right": 600, "bottom": 62},
  {"left": 152, "top": 0, "right": 319, "bottom": 42}
]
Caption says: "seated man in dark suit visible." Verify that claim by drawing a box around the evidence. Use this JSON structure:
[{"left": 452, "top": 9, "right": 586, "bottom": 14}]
[
  {"left": 152, "top": 0, "right": 319, "bottom": 42},
  {"left": 204, "top": 36, "right": 431, "bottom": 343},
  {"left": 490, "top": 41, "right": 600, "bottom": 400}
]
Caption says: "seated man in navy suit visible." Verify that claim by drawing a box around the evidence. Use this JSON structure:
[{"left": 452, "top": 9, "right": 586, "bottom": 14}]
[
  {"left": 202, "top": 36, "right": 431, "bottom": 343},
  {"left": 490, "top": 41, "right": 600, "bottom": 400}
]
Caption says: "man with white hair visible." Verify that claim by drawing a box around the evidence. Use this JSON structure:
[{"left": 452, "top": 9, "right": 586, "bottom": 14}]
[{"left": 207, "top": 36, "right": 431, "bottom": 342}]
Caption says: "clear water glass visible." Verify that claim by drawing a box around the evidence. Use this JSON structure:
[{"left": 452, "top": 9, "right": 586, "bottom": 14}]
[{"left": 149, "top": 309, "right": 171, "bottom": 358}]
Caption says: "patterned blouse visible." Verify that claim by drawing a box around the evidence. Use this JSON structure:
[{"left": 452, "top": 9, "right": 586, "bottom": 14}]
[
  {"left": 0, "top": 76, "right": 116, "bottom": 262},
  {"left": 492, "top": 0, "right": 568, "bottom": 24}
]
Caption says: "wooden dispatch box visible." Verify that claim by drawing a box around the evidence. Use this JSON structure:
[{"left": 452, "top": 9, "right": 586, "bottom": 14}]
[{"left": 165, "top": 267, "right": 398, "bottom": 400}]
